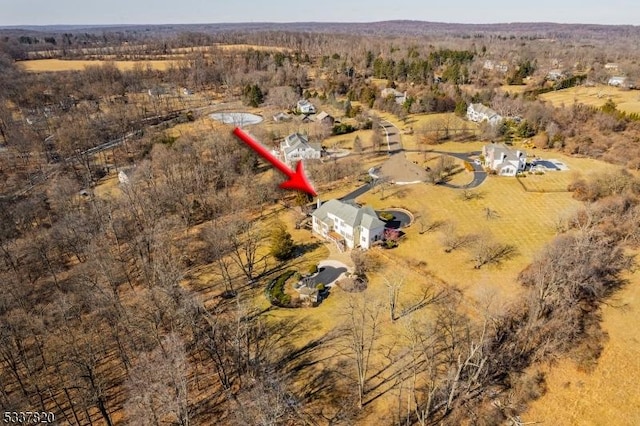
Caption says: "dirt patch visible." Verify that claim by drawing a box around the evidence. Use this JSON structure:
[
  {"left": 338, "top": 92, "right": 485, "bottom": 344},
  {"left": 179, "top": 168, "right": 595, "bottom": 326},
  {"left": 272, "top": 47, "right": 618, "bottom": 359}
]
[{"left": 378, "top": 154, "right": 428, "bottom": 183}]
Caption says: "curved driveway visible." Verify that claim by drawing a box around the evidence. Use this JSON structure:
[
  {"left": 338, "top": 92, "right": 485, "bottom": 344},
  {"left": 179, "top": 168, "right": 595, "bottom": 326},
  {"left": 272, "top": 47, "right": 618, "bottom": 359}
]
[
  {"left": 339, "top": 121, "right": 487, "bottom": 200},
  {"left": 433, "top": 150, "right": 487, "bottom": 189}
]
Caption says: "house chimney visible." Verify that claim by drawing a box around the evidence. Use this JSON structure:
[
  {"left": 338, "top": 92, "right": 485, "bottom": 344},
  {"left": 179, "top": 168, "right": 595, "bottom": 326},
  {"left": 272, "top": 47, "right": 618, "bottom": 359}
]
[
  {"left": 501, "top": 153, "right": 507, "bottom": 161},
  {"left": 516, "top": 150, "right": 522, "bottom": 158},
  {"left": 316, "top": 198, "right": 321, "bottom": 209}
]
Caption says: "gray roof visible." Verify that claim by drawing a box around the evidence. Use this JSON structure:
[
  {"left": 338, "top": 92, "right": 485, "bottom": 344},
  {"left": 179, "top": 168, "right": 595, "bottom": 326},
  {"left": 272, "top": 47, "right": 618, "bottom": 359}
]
[
  {"left": 316, "top": 111, "right": 333, "bottom": 121},
  {"left": 313, "top": 200, "right": 385, "bottom": 230},
  {"left": 484, "top": 143, "right": 525, "bottom": 163},
  {"left": 359, "top": 206, "right": 386, "bottom": 230},
  {"left": 282, "top": 133, "right": 321, "bottom": 155},
  {"left": 273, "top": 112, "right": 292, "bottom": 121},
  {"left": 469, "top": 103, "right": 500, "bottom": 119}
]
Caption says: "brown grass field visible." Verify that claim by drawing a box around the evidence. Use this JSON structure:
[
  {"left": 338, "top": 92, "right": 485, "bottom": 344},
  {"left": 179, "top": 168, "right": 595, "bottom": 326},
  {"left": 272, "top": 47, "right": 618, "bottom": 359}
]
[
  {"left": 540, "top": 85, "right": 640, "bottom": 114},
  {"left": 92, "top": 104, "right": 638, "bottom": 423},
  {"left": 18, "top": 58, "right": 181, "bottom": 72},
  {"left": 523, "top": 265, "right": 640, "bottom": 425}
]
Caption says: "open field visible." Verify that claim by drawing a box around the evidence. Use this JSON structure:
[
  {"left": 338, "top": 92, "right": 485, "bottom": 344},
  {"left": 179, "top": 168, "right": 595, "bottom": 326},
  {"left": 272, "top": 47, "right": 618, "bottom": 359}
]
[
  {"left": 523, "top": 266, "right": 640, "bottom": 425},
  {"left": 378, "top": 112, "right": 477, "bottom": 151},
  {"left": 540, "top": 85, "right": 640, "bottom": 114},
  {"left": 498, "top": 84, "right": 530, "bottom": 95},
  {"left": 18, "top": 58, "right": 181, "bottom": 72},
  {"left": 355, "top": 143, "right": 621, "bottom": 306}
]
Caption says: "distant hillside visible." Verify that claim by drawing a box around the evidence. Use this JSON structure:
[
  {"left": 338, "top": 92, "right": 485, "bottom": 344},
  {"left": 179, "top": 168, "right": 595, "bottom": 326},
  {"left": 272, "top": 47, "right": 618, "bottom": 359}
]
[{"left": 1, "top": 20, "right": 639, "bottom": 40}]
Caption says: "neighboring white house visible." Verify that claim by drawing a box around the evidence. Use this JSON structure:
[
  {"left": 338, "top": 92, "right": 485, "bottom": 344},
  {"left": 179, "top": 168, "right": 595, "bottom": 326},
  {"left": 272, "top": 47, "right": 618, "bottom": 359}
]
[
  {"left": 312, "top": 199, "right": 386, "bottom": 250},
  {"left": 381, "top": 88, "right": 407, "bottom": 105},
  {"left": 483, "top": 60, "right": 509, "bottom": 73},
  {"left": 482, "top": 143, "right": 527, "bottom": 176},
  {"left": 547, "top": 69, "right": 566, "bottom": 81},
  {"left": 297, "top": 99, "right": 316, "bottom": 114},
  {"left": 608, "top": 76, "right": 628, "bottom": 87},
  {"left": 280, "top": 133, "right": 322, "bottom": 166},
  {"left": 467, "top": 103, "right": 503, "bottom": 126},
  {"left": 604, "top": 62, "right": 620, "bottom": 72}
]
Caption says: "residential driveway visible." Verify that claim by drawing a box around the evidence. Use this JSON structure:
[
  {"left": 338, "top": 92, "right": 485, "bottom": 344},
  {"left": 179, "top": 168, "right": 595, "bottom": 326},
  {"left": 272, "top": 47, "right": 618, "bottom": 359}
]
[
  {"left": 377, "top": 209, "right": 413, "bottom": 229},
  {"left": 317, "top": 260, "right": 351, "bottom": 287},
  {"left": 427, "top": 150, "right": 487, "bottom": 189},
  {"left": 340, "top": 182, "right": 373, "bottom": 201},
  {"left": 376, "top": 120, "right": 429, "bottom": 184}
]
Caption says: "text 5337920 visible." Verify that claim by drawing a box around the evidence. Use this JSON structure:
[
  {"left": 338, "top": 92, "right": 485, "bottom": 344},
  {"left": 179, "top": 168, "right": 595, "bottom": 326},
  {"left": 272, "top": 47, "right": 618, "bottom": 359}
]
[{"left": 3, "top": 411, "right": 55, "bottom": 424}]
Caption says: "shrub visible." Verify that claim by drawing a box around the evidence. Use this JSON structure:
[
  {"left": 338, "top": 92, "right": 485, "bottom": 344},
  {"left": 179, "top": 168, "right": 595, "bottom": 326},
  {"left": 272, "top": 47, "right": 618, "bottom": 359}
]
[
  {"left": 332, "top": 123, "right": 356, "bottom": 135},
  {"left": 315, "top": 283, "right": 325, "bottom": 291},
  {"left": 379, "top": 212, "right": 395, "bottom": 221},
  {"left": 267, "top": 270, "right": 295, "bottom": 307},
  {"left": 308, "top": 264, "right": 318, "bottom": 275}
]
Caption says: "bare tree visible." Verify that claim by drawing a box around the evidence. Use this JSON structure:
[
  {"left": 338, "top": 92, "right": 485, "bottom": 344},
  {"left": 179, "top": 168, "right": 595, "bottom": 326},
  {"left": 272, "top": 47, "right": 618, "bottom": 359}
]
[
  {"left": 440, "top": 223, "right": 479, "bottom": 253},
  {"left": 201, "top": 223, "right": 236, "bottom": 295},
  {"left": 416, "top": 213, "right": 446, "bottom": 235},
  {"left": 338, "top": 295, "right": 383, "bottom": 409},
  {"left": 227, "top": 218, "right": 266, "bottom": 283},
  {"left": 471, "top": 236, "right": 518, "bottom": 269},
  {"left": 125, "top": 333, "right": 190, "bottom": 426}
]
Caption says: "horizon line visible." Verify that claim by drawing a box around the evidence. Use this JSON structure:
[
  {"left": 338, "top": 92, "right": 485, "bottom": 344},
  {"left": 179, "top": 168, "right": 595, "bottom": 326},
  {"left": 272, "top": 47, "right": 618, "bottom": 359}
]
[{"left": 1, "top": 20, "right": 638, "bottom": 29}]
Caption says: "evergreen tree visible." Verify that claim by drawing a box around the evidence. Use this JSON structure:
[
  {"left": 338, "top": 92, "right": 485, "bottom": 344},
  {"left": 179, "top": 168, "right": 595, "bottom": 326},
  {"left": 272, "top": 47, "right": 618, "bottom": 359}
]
[
  {"left": 270, "top": 222, "right": 295, "bottom": 261},
  {"left": 243, "top": 84, "right": 264, "bottom": 107}
]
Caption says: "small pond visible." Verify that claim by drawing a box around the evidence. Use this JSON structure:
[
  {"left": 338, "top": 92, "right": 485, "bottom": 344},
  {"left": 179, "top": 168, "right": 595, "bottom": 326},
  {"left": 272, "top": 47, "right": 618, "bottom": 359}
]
[{"left": 210, "top": 112, "right": 263, "bottom": 125}]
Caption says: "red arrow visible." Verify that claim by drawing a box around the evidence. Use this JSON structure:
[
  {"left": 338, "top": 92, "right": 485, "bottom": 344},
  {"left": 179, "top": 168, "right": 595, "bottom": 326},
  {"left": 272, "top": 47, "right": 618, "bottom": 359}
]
[{"left": 233, "top": 127, "right": 317, "bottom": 196}]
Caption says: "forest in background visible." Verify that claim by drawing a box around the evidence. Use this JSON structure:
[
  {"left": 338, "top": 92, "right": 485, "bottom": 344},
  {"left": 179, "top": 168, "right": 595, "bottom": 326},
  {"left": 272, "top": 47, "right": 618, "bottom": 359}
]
[{"left": 1, "top": 22, "right": 640, "bottom": 425}]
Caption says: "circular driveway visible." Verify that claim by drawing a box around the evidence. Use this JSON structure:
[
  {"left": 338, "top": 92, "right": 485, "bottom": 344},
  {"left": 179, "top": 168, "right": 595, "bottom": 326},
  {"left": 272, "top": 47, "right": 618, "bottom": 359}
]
[{"left": 377, "top": 209, "right": 412, "bottom": 229}]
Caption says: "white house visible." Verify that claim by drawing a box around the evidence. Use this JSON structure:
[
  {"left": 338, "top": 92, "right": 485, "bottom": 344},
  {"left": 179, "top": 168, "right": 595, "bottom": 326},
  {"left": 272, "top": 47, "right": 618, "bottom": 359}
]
[
  {"left": 312, "top": 199, "right": 386, "bottom": 250},
  {"left": 482, "top": 143, "right": 527, "bottom": 176},
  {"left": 483, "top": 60, "right": 508, "bottom": 73},
  {"left": 280, "top": 133, "right": 322, "bottom": 166},
  {"left": 608, "top": 76, "right": 628, "bottom": 87},
  {"left": 546, "top": 69, "right": 566, "bottom": 81},
  {"left": 297, "top": 99, "right": 316, "bottom": 114},
  {"left": 381, "top": 88, "right": 407, "bottom": 105},
  {"left": 467, "top": 103, "right": 503, "bottom": 127},
  {"left": 604, "top": 63, "right": 620, "bottom": 72}
]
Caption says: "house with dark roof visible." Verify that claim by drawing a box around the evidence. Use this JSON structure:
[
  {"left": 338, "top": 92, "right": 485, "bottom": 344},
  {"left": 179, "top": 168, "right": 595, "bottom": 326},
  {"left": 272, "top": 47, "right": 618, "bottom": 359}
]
[
  {"left": 467, "top": 103, "right": 503, "bottom": 126},
  {"left": 312, "top": 199, "right": 386, "bottom": 250},
  {"left": 482, "top": 143, "right": 526, "bottom": 176},
  {"left": 315, "top": 111, "right": 335, "bottom": 125},
  {"left": 280, "top": 133, "right": 322, "bottom": 166},
  {"left": 273, "top": 111, "right": 292, "bottom": 122}
]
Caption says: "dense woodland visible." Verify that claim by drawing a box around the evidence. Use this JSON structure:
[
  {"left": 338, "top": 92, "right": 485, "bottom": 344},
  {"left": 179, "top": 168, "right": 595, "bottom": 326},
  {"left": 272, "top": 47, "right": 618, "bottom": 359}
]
[{"left": 1, "top": 22, "right": 640, "bottom": 425}]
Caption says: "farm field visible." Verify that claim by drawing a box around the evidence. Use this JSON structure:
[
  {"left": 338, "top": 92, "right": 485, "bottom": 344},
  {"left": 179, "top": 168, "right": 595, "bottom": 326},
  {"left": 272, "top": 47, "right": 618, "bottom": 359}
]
[
  {"left": 540, "top": 85, "right": 640, "bottom": 114},
  {"left": 18, "top": 58, "right": 181, "bottom": 72}
]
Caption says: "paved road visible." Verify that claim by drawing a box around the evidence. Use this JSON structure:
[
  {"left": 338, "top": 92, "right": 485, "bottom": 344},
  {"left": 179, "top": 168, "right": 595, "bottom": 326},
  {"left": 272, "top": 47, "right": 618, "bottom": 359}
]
[
  {"left": 380, "top": 119, "right": 403, "bottom": 154},
  {"left": 338, "top": 120, "right": 404, "bottom": 201},
  {"left": 340, "top": 182, "right": 373, "bottom": 201}
]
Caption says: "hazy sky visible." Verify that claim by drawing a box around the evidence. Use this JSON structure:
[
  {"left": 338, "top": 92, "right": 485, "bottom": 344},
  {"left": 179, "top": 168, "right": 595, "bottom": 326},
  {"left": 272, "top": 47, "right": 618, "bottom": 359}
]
[{"left": 1, "top": 0, "right": 638, "bottom": 26}]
